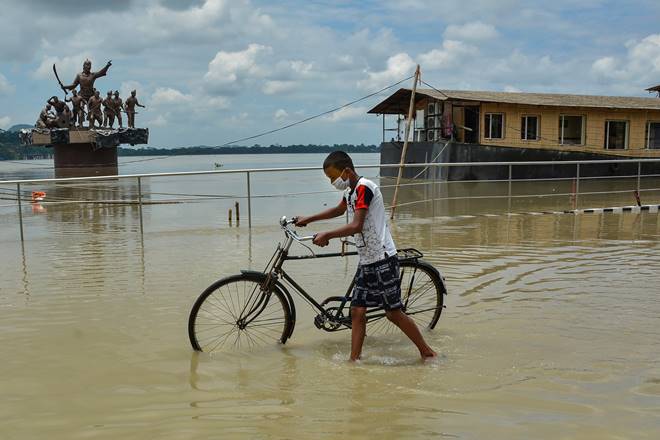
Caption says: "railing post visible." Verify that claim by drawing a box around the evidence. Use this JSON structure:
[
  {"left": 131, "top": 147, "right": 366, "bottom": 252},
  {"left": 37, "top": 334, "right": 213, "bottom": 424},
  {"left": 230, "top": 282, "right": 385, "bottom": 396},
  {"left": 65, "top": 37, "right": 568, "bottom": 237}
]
[
  {"left": 507, "top": 164, "right": 512, "bottom": 213},
  {"left": 137, "top": 176, "right": 144, "bottom": 236},
  {"left": 246, "top": 171, "right": 252, "bottom": 228},
  {"left": 575, "top": 163, "right": 580, "bottom": 210},
  {"left": 637, "top": 161, "right": 641, "bottom": 193},
  {"left": 17, "top": 182, "right": 24, "bottom": 242}
]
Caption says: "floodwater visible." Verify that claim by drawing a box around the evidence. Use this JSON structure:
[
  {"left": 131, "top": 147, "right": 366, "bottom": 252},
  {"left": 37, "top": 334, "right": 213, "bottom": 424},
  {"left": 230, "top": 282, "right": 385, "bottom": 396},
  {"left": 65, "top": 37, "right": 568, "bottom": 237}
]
[{"left": 1, "top": 154, "right": 660, "bottom": 439}]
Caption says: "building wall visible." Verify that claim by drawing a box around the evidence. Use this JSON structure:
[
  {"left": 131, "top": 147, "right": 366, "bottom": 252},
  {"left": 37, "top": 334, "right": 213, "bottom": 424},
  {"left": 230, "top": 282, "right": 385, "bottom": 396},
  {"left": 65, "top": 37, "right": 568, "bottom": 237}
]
[{"left": 479, "top": 102, "right": 660, "bottom": 157}]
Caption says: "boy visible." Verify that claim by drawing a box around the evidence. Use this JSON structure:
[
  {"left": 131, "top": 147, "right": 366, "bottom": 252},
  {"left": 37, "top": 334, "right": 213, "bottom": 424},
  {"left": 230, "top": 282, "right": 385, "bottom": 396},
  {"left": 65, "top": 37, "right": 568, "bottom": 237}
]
[{"left": 295, "top": 151, "right": 436, "bottom": 361}]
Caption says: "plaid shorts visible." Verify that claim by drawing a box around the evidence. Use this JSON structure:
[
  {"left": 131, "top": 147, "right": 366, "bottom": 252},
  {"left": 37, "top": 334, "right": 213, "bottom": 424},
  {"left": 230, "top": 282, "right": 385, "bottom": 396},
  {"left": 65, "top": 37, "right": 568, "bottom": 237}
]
[{"left": 351, "top": 256, "right": 402, "bottom": 310}]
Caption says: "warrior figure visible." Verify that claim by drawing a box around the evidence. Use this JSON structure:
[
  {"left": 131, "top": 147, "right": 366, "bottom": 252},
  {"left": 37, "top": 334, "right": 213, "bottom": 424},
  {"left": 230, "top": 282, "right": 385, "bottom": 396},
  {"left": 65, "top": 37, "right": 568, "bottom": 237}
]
[
  {"left": 47, "top": 96, "right": 68, "bottom": 118},
  {"left": 62, "top": 59, "right": 112, "bottom": 102},
  {"left": 125, "top": 90, "right": 145, "bottom": 128},
  {"left": 36, "top": 104, "right": 55, "bottom": 128},
  {"left": 66, "top": 89, "right": 86, "bottom": 127},
  {"left": 112, "top": 91, "right": 124, "bottom": 128},
  {"left": 87, "top": 90, "right": 103, "bottom": 128},
  {"left": 102, "top": 91, "right": 115, "bottom": 128}
]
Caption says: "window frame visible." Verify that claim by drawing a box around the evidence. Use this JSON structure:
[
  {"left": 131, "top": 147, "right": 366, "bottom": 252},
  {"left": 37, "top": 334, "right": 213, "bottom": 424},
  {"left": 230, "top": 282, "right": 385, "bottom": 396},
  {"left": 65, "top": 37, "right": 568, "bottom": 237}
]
[
  {"left": 558, "top": 114, "right": 586, "bottom": 146},
  {"left": 484, "top": 112, "right": 505, "bottom": 140},
  {"left": 520, "top": 114, "right": 540, "bottom": 141},
  {"left": 604, "top": 119, "right": 629, "bottom": 150},
  {"left": 645, "top": 121, "right": 660, "bottom": 150}
]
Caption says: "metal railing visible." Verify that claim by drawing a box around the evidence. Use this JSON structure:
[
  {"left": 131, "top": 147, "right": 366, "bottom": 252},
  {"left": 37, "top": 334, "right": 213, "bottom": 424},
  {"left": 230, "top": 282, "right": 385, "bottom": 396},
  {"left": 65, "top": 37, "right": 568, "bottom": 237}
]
[{"left": 3, "top": 158, "right": 660, "bottom": 242}]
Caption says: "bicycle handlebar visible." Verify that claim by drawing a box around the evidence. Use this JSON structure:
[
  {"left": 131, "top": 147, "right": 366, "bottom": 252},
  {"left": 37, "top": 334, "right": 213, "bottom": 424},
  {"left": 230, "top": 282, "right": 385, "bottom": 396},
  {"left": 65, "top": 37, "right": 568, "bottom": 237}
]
[{"left": 280, "top": 216, "right": 315, "bottom": 242}]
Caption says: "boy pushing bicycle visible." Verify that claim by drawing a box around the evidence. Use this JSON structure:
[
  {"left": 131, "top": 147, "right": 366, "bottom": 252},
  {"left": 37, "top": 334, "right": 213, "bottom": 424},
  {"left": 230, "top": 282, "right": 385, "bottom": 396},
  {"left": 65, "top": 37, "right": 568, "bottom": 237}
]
[{"left": 295, "top": 151, "right": 437, "bottom": 361}]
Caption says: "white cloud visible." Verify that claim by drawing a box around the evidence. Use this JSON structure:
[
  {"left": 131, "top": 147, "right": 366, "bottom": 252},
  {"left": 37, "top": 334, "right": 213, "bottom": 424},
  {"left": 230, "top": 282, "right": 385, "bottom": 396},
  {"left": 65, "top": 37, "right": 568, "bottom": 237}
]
[
  {"left": 262, "top": 80, "right": 296, "bottom": 95},
  {"left": 148, "top": 114, "right": 169, "bottom": 127},
  {"left": 325, "top": 106, "right": 368, "bottom": 122},
  {"left": 591, "top": 34, "right": 660, "bottom": 88},
  {"left": 203, "top": 44, "right": 272, "bottom": 94},
  {"left": 0, "top": 116, "right": 11, "bottom": 129},
  {"left": 418, "top": 40, "right": 478, "bottom": 70},
  {"left": 0, "top": 73, "right": 13, "bottom": 94},
  {"left": 443, "top": 21, "right": 498, "bottom": 41},
  {"left": 503, "top": 85, "right": 522, "bottom": 93},
  {"left": 274, "top": 109, "right": 289, "bottom": 121},
  {"left": 358, "top": 52, "right": 416, "bottom": 90},
  {"left": 151, "top": 87, "right": 193, "bottom": 106},
  {"left": 33, "top": 54, "right": 94, "bottom": 81}
]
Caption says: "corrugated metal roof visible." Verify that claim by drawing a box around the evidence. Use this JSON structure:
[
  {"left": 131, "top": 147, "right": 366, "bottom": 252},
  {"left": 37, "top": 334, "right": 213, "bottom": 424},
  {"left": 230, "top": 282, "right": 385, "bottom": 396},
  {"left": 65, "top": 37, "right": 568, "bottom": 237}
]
[{"left": 367, "top": 88, "right": 660, "bottom": 114}]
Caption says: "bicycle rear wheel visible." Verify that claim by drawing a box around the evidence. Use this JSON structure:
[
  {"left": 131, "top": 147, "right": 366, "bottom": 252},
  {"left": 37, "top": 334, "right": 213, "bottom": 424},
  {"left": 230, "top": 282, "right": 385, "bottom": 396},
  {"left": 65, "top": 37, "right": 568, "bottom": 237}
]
[
  {"left": 366, "top": 259, "right": 444, "bottom": 335},
  {"left": 188, "top": 274, "right": 292, "bottom": 353}
]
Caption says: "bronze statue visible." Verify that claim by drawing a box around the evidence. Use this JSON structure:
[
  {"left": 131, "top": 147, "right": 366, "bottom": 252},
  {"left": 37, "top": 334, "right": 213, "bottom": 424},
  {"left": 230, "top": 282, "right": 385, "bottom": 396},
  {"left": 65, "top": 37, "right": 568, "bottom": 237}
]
[
  {"left": 125, "top": 90, "right": 145, "bottom": 128},
  {"left": 66, "top": 90, "right": 86, "bottom": 127},
  {"left": 102, "top": 91, "right": 115, "bottom": 128},
  {"left": 87, "top": 90, "right": 103, "bottom": 128},
  {"left": 36, "top": 104, "right": 55, "bottom": 128},
  {"left": 62, "top": 59, "right": 112, "bottom": 102},
  {"left": 112, "top": 91, "right": 124, "bottom": 128},
  {"left": 47, "top": 96, "right": 68, "bottom": 117},
  {"left": 60, "top": 104, "right": 73, "bottom": 128}
]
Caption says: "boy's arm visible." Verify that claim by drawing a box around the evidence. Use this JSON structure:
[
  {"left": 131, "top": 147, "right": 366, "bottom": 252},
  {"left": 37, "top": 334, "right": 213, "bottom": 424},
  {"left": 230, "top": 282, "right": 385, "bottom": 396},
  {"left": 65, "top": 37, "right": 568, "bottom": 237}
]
[
  {"left": 294, "top": 200, "right": 346, "bottom": 226},
  {"left": 313, "top": 208, "right": 366, "bottom": 246}
]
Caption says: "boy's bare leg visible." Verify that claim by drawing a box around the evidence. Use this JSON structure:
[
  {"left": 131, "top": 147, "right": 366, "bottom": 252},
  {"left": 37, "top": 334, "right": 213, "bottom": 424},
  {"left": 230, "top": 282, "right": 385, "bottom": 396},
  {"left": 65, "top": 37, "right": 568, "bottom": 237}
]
[
  {"left": 385, "top": 309, "right": 437, "bottom": 359},
  {"left": 350, "top": 307, "right": 367, "bottom": 361}
]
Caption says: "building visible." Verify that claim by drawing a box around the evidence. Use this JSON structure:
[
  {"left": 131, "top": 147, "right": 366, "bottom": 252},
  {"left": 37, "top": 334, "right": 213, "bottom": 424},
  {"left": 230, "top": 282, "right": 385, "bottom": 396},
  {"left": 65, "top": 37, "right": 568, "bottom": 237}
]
[{"left": 369, "top": 88, "right": 660, "bottom": 180}]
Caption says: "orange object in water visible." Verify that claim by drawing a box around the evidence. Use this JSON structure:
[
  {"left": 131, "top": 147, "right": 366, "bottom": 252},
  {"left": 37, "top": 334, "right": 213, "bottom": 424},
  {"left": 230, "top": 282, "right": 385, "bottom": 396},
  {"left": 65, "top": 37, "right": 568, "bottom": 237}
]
[{"left": 31, "top": 191, "right": 47, "bottom": 202}]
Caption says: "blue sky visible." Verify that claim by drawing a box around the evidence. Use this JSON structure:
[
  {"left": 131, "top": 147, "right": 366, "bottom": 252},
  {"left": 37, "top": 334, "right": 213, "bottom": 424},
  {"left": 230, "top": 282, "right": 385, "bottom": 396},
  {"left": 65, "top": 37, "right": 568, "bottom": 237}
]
[{"left": 1, "top": 0, "right": 659, "bottom": 147}]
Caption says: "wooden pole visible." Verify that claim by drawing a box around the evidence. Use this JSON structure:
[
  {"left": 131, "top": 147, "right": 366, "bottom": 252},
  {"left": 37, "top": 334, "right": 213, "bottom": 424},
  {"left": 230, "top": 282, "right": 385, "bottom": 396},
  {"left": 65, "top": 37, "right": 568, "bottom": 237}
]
[
  {"left": 228, "top": 208, "right": 232, "bottom": 226},
  {"left": 235, "top": 201, "right": 240, "bottom": 224},
  {"left": 390, "top": 65, "right": 421, "bottom": 219}
]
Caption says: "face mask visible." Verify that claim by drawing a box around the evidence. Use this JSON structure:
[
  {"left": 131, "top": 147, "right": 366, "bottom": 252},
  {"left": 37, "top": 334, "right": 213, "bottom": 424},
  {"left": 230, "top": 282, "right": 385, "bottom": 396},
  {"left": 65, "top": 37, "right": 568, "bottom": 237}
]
[{"left": 331, "top": 170, "right": 350, "bottom": 191}]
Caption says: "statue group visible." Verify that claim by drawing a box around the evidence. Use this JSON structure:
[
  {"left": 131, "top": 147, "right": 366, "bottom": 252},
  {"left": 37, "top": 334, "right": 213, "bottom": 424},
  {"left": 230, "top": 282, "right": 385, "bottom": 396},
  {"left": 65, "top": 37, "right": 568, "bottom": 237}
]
[{"left": 36, "top": 59, "right": 145, "bottom": 130}]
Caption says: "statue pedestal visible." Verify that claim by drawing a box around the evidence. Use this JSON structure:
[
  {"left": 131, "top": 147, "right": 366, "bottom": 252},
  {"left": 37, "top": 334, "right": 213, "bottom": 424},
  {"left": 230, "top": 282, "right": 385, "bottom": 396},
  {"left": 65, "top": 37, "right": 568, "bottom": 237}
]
[
  {"left": 21, "top": 127, "right": 149, "bottom": 178},
  {"left": 53, "top": 143, "right": 118, "bottom": 178}
]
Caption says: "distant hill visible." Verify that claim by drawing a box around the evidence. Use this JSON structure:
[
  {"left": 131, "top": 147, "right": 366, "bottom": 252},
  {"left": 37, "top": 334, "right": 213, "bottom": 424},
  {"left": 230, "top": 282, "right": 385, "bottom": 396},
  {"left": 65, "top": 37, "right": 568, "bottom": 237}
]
[{"left": 8, "top": 124, "right": 32, "bottom": 132}]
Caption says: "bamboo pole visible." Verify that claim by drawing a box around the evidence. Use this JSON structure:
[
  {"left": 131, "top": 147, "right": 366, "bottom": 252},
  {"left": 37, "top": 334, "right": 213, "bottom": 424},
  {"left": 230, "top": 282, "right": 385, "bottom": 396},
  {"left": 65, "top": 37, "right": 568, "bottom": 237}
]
[{"left": 390, "top": 65, "right": 421, "bottom": 219}]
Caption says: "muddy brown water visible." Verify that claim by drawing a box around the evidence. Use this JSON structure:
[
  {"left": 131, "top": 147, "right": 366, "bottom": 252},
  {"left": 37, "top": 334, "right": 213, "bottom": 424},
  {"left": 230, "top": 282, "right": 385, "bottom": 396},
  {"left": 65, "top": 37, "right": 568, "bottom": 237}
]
[{"left": 1, "top": 154, "right": 659, "bottom": 439}]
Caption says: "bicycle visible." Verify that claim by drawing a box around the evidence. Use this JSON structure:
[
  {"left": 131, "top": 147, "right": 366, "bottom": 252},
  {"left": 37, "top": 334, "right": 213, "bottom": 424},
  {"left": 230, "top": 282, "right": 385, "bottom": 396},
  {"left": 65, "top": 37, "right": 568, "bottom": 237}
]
[{"left": 188, "top": 216, "right": 448, "bottom": 353}]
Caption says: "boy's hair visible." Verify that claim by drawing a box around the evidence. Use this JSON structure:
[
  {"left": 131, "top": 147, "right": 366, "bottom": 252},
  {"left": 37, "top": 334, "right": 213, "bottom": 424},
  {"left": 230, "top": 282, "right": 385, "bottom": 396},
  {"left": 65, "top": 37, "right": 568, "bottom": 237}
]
[{"left": 323, "top": 151, "right": 355, "bottom": 171}]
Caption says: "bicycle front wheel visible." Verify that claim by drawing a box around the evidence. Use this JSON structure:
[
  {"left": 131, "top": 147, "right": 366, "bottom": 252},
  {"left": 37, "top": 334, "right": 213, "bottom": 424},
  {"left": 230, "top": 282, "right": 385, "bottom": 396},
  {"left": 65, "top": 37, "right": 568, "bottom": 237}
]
[{"left": 188, "top": 274, "right": 292, "bottom": 353}]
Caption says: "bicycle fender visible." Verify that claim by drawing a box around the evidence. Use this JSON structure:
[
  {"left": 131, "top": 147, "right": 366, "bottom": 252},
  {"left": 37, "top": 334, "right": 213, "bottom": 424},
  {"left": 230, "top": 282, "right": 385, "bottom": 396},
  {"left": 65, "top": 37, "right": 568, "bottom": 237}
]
[
  {"left": 414, "top": 259, "right": 448, "bottom": 295},
  {"left": 240, "top": 270, "right": 297, "bottom": 339}
]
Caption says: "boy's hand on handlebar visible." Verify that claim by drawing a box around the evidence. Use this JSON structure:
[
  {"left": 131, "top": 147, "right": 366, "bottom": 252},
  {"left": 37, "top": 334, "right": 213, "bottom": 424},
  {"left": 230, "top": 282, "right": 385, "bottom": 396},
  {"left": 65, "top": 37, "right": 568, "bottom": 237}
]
[
  {"left": 313, "top": 232, "right": 330, "bottom": 247},
  {"left": 294, "top": 216, "right": 310, "bottom": 227}
]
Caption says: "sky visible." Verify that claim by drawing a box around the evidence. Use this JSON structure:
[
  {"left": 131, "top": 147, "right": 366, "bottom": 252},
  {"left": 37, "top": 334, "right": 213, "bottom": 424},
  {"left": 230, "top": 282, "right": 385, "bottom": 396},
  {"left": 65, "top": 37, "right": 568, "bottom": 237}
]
[{"left": 1, "top": 0, "right": 659, "bottom": 148}]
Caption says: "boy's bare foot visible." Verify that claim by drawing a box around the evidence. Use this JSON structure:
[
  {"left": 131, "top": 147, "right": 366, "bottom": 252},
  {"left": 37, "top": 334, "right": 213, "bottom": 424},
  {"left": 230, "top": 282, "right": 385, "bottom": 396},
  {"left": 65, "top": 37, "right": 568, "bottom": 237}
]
[{"left": 421, "top": 350, "right": 437, "bottom": 360}]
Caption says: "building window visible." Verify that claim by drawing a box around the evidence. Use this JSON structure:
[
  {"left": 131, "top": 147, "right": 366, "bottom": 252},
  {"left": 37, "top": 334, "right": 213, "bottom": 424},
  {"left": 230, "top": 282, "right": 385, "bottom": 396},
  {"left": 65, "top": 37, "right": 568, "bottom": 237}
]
[
  {"left": 485, "top": 113, "right": 504, "bottom": 139},
  {"left": 521, "top": 115, "right": 539, "bottom": 140},
  {"left": 646, "top": 122, "right": 660, "bottom": 149},
  {"left": 604, "top": 120, "right": 628, "bottom": 150},
  {"left": 559, "top": 115, "right": 584, "bottom": 145}
]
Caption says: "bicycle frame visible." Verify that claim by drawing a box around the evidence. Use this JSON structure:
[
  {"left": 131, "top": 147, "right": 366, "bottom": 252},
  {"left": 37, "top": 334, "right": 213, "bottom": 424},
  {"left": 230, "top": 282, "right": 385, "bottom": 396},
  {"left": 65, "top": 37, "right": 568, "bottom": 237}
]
[{"left": 244, "top": 217, "right": 424, "bottom": 331}]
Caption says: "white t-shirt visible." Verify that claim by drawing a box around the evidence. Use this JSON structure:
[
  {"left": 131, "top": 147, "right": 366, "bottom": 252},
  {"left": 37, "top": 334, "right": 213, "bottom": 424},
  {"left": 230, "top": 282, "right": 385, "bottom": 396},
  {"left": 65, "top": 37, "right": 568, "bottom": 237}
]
[{"left": 343, "top": 177, "right": 397, "bottom": 265}]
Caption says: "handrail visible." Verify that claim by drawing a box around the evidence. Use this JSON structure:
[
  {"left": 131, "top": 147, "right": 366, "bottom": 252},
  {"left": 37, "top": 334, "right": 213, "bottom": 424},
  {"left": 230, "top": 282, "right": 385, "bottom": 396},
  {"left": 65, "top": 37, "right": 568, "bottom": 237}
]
[{"left": 2, "top": 158, "right": 660, "bottom": 185}]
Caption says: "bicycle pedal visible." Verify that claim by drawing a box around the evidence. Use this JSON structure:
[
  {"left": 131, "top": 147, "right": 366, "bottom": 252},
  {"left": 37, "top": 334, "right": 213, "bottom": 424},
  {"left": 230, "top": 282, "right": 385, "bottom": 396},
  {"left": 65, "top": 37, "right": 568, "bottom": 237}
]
[{"left": 313, "top": 314, "right": 325, "bottom": 329}]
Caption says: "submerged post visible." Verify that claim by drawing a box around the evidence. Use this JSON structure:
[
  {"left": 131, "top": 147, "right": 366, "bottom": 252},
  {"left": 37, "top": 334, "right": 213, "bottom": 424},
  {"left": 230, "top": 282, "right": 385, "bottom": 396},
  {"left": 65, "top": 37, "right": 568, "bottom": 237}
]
[
  {"left": 246, "top": 171, "right": 252, "bottom": 228},
  {"left": 390, "top": 65, "right": 421, "bottom": 219},
  {"left": 137, "top": 176, "right": 144, "bottom": 237},
  {"left": 17, "top": 182, "right": 24, "bottom": 242},
  {"left": 575, "top": 163, "right": 580, "bottom": 210},
  {"left": 507, "top": 164, "right": 513, "bottom": 213}
]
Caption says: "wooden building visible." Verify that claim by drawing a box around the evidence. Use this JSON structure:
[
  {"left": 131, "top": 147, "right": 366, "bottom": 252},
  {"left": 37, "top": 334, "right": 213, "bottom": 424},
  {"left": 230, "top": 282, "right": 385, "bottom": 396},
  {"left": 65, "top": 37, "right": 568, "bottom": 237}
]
[{"left": 369, "top": 88, "right": 660, "bottom": 179}]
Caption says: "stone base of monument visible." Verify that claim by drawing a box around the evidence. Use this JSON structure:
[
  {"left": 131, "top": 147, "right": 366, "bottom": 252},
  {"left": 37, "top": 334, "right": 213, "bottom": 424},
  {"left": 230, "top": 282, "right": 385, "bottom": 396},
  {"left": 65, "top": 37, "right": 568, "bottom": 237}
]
[{"left": 20, "top": 127, "right": 149, "bottom": 178}]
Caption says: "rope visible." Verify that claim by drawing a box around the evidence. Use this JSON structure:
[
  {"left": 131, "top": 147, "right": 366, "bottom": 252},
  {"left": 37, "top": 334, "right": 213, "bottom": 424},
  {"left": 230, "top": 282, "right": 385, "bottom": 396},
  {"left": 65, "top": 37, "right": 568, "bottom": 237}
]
[{"left": 217, "top": 75, "right": 415, "bottom": 147}]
